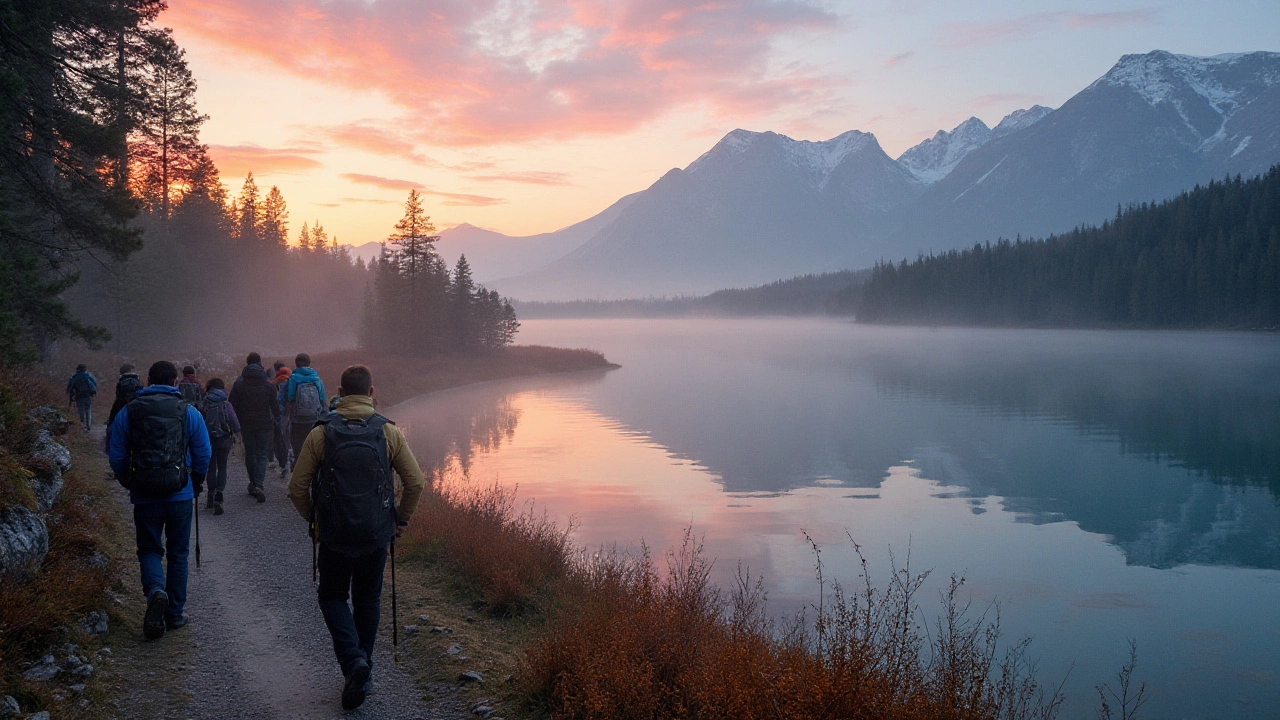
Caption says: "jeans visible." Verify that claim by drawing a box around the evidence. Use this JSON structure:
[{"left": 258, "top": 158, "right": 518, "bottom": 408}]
[
  {"left": 133, "top": 500, "right": 193, "bottom": 618},
  {"left": 241, "top": 428, "right": 272, "bottom": 489},
  {"left": 317, "top": 543, "right": 387, "bottom": 674},
  {"left": 75, "top": 396, "right": 93, "bottom": 429},
  {"left": 210, "top": 444, "right": 231, "bottom": 495}
]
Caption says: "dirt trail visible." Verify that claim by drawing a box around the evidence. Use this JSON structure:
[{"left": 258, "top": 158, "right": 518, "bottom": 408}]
[{"left": 107, "top": 433, "right": 467, "bottom": 720}]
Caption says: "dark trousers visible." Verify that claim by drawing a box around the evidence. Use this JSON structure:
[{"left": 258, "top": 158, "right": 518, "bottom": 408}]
[
  {"left": 134, "top": 500, "right": 192, "bottom": 618},
  {"left": 289, "top": 423, "right": 312, "bottom": 466},
  {"left": 210, "top": 444, "right": 231, "bottom": 495},
  {"left": 317, "top": 543, "right": 387, "bottom": 675},
  {"left": 75, "top": 396, "right": 93, "bottom": 429},
  {"left": 241, "top": 428, "right": 272, "bottom": 489},
  {"left": 272, "top": 422, "right": 290, "bottom": 467}
]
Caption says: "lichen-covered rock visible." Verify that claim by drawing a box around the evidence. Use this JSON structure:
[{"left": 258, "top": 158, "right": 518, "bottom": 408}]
[
  {"left": 80, "top": 610, "right": 109, "bottom": 636},
  {"left": 20, "top": 654, "right": 58, "bottom": 682},
  {"left": 28, "top": 429, "right": 71, "bottom": 513},
  {"left": 0, "top": 695, "right": 18, "bottom": 718},
  {"left": 0, "top": 505, "right": 49, "bottom": 576},
  {"left": 27, "top": 406, "right": 70, "bottom": 436}
]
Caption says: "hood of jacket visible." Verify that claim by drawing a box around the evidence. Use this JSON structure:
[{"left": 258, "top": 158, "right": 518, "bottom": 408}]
[
  {"left": 333, "top": 395, "right": 376, "bottom": 420},
  {"left": 206, "top": 388, "right": 229, "bottom": 402},
  {"left": 136, "top": 385, "right": 180, "bottom": 398},
  {"left": 180, "top": 374, "right": 199, "bottom": 385},
  {"left": 291, "top": 366, "right": 319, "bottom": 382},
  {"left": 241, "top": 363, "right": 268, "bottom": 382}
]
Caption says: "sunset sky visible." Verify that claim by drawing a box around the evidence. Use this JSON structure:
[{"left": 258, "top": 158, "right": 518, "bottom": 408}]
[{"left": 166, "top": 0, "right": 1280, "bottom": 245}]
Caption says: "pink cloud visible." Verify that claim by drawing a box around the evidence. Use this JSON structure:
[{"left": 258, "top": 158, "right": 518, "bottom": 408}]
[
  {"left": 310, "top": 122, "right": 436, "bottom": 164},
  {"left": 166, "top": 0, "right": 840, "bottom": 145},
  {"left": 208, "top": 144, "right": 323, "bottom": 178},
  {"left": 942, "top": 8, "right": 1158, "bottom": 49},
  {"left": 467, "top": 170, "right": 573, "bottom": 186},
  {"left": 883, "top": 52, "right": 914, "bottom": 69},
  {"left": 339, "top": 174, "right": 504, "bottom": 206}
]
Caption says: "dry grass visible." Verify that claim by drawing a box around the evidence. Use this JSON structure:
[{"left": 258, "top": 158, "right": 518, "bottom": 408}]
[
  {"left": 402, "top": 482, "right": 575, "bottom": 614},
  {"left": 0, "top": 369, "right": 123, "bottom": 711},
  {"left": 521, "top": 532, "right": 1063, "bottom": 720},
  {"left": 309, "top": 345, "right": 615, "bottom": 407}
]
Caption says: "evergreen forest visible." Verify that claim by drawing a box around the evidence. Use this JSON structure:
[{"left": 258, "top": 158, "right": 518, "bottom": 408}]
[
  {"left": 858, "top": 167, "right": 1280, "bottom": 328},
  {"left": 1, "top": 0, "right": 517, "bottom": 362}
]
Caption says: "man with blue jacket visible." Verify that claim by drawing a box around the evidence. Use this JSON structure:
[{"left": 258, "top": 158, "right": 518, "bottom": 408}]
[
  {"left": 283, "top": 352, "right": 328, "bottom": 463},
  {"left": 109, "top": 360, "right": 212, "bottom": 640}
]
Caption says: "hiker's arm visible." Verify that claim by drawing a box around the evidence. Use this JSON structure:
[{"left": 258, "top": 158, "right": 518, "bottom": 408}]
[
  {"left": 288, "top": 427, "right": 324, "bottom": 522},
  {"left": 186, "top": 407, "right": 212, "bottom": 475},
  {"left": 386, "top": 425, "right": 426, "bottom": 525},
  {"left": 225, "top": 402, "right": 241, "bottom": 434},
  {"left": 107, "top": 408, "right": 129, "bottom": 478}
]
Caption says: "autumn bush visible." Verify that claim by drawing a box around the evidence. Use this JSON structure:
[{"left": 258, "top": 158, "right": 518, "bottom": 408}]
[
  {"left": 403, "top": 481, "right": 575, "bottom": 613},
  {"left": 520, "top": 532, "right": 1064, "bottom": 720}
]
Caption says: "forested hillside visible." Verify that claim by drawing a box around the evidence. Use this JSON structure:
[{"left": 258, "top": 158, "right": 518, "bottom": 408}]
[
  {"left": 858, "top": 167, "right": 1280, "bottom": 328},
  {"left": 1, "top": 2, "right": 516, "bottom": 361}
]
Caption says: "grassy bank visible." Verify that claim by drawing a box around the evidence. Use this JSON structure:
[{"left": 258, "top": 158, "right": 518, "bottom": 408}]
[{"left": 0, "top": 369, "right": 131, "bottom": 717}]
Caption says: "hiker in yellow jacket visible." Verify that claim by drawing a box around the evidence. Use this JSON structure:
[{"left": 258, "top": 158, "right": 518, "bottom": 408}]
[{"left": 288, "top": 364, "right": 425, "bottom": 711}]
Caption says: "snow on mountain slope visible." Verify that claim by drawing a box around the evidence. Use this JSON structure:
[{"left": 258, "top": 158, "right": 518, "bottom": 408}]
[
  {"left": 687, "top": 129, "right": 877, "bottom": 188},
  {"left": 898, "top": 117, "right": 993, "bottom": 183},
  {"left": 992, "top": 105, "right": 1053, "bottom": 137}
]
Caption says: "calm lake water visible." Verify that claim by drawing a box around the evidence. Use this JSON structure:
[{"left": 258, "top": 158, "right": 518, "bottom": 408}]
[{"left": 388, "top": 319, "right": 1280, "bottom": 719}]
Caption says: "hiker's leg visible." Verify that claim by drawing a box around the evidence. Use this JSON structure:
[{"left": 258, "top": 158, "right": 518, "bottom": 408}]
[
  {"left": 289, "top": 423, "right": 310, "bottom": 466},
  {"left": 133, "top": 504, "right": 166, "bottom": 597},
  {"left": 317, "top": 544, "right": 364, "bottom": 673},
  {"left": 273, "top": 424, "right": 289, "bottom": 466},
  {"left": 350, "top": 546, "right": 388, "bottom": 663},
  {"left": 162, "top": 500, "right": 192, "bottom": 619},
  {"left": 243, "top": 429, "right": 269, "bottom": 489},
  {"left": 77, "top": 397, "right": 92, "bottom": 428},
  {"left": 212, "top": 445, "right": 230, "bottom": 496}
]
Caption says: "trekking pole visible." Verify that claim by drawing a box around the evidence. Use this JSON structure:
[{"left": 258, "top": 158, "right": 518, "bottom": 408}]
[
  {"left": 193, "top": 497, "right": 201, "bottom": 568},
  {"left": 390, "top": 539, "right": 399, "bottom": 664}
]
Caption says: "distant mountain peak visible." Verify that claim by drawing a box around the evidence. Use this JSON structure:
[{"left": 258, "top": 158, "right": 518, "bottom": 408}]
[
  {"left": 992, "top": 105, "right": 1053, "bottom": 137},
  {"left": 898, "top": 116, "right": 993, "bottom": 184},
  {"left": 687, "top": 128, "right": 879, "bottom": 181},
  {"left": 1093, "top": 50, "right": 1280, "bottom": 142}
]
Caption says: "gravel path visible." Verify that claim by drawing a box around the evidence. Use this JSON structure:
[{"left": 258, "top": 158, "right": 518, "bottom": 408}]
[{"left": 112, "top": 438, "right": 466, "bottom": 720}]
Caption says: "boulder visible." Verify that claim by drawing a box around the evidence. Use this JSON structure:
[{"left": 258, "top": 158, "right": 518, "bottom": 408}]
[
  {"left": 80, "top": 610, "right": 109, "bottom": 637},
  {"left": 0, "top": 695, "right": 19, "bottom": 718},
  {"left": 0, "top": 506, "right": 49, "bottom": 576},
  {"left": 28, "top": 430, "right": 70, "bottom": 513}
]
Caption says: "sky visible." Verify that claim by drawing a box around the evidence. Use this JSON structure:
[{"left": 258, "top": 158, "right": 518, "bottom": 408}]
[{"left": 165, "top": 0, "right": 1280, "bottom": 245}]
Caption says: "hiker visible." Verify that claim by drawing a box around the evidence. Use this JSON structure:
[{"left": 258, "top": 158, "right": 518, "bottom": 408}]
[
  {"left": 288, "top": 364, "right": 425, "bottom": 711},
  {"left": 108, "top": 360, "right": 211, "bottom": 640},
  {"left": 228, "top": 352, "right": 281, "bottom": 503},
  {"left": 178, "top": 365, "right": 203, "bottom": 406},
  {"left": 200, "top": 378, "right": 241, "bottom": 516},
  {"left": 271, "top": 362, "right": 292, "bottom": 475},
  {"left": 66, "top": 364, "right": 97, "bottom": 432},
  {"left": 108, "top": 364, "right": 142, "bottom": 427},
  {"left": 283, "top": 352, "right": 327, "bottom": 462}
]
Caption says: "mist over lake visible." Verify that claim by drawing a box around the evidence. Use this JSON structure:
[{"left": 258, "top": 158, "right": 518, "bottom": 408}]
[{"left": 390, "top": 318, "right": 1280, "bottom": 719}]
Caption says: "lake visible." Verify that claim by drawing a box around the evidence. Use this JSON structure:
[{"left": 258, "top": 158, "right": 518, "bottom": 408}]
[{"left": 388, "top": 319, "right": 1280, "bottom": 719}]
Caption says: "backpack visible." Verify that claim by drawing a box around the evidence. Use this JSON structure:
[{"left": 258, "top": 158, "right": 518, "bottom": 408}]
[
  {"left": 201, "top": 396, "right": 232, "bottom": 441},
  {"left": 312, "top": 414, "right": 396, "bottom": 554},
  {"left": 71, "top": 373, "right": 95, "bottom": 397},
  {"left": 292, "top": 381, "right": 324, "bottom": 425},
  {"left": 117, "top": 374, "right": 142, "bottom": 404},
  {"left": 178, "top": 381, "right": 202, "bottom": 405},
  {"left": 125, "top": 393, "right": 189, "bottom": 498}
]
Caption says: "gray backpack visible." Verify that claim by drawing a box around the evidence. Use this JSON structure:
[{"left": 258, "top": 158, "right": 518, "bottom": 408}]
[{"left": 292, "top": 381, "right": 324, "bottom": 425}]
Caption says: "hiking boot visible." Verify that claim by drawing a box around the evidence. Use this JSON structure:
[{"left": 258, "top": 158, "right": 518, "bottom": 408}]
[
  {"left": 213, "top": 500, "right": 224, "bottom": 516},
  {"left": 249, "top": 486, "right": 266, "bottom": 503},
  {"left": 165, "top": 614, "right": 188, "bottom": 631},
  {"left": 341, "top": 658, "right": 370, "bottom": 710},
  {"left": 205, "top": 492, "right": 214, "bottom": 509},
  {"left": 143, "top": 589, "right": 168, "bottom": 640}
]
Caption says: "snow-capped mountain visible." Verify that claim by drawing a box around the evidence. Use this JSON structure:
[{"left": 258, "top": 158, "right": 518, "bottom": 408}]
[
  {"left": 473, "top": 51, "right": 1280, "bottom": 300},
  {"left": 898, "top": 117, "right": 994, "bottom": 183}
]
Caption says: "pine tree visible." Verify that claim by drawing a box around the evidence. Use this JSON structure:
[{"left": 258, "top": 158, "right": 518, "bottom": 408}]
[
  {"left": 389, "top": 189, "right": 438, "bottom": 288},
  {"left": 310, "top": 221, "right": 329, "bottom": 253},
  {"left": 234, "top": 173, "right": 261, "bottom": 243},
  {"left": 297, "top": 222, "right": 312, "bottom": 252},
  {"left": 259, "top": 186, "right": 289, "bottom": 246},
  {"left": 129, "top": 28, "right": 207, "bottom": 221},
  {"left": 450, "top": 254, "right": 476, "bottom": 349}
]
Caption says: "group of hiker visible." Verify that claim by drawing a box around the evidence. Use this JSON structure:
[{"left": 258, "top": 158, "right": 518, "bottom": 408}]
[{"left": 74, "top": 353, "right": 425, "bottom": 711}]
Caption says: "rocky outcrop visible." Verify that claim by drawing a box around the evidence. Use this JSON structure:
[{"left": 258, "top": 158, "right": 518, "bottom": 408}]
[
  {"left": 0, "top": 505, "right": 49, "bottom": 576},
  {"left": 0, "top": 407, "right": 71, "bottom": 577},
  {"left": 29, "top": 428, "right": 71, "bottom": 513}
]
